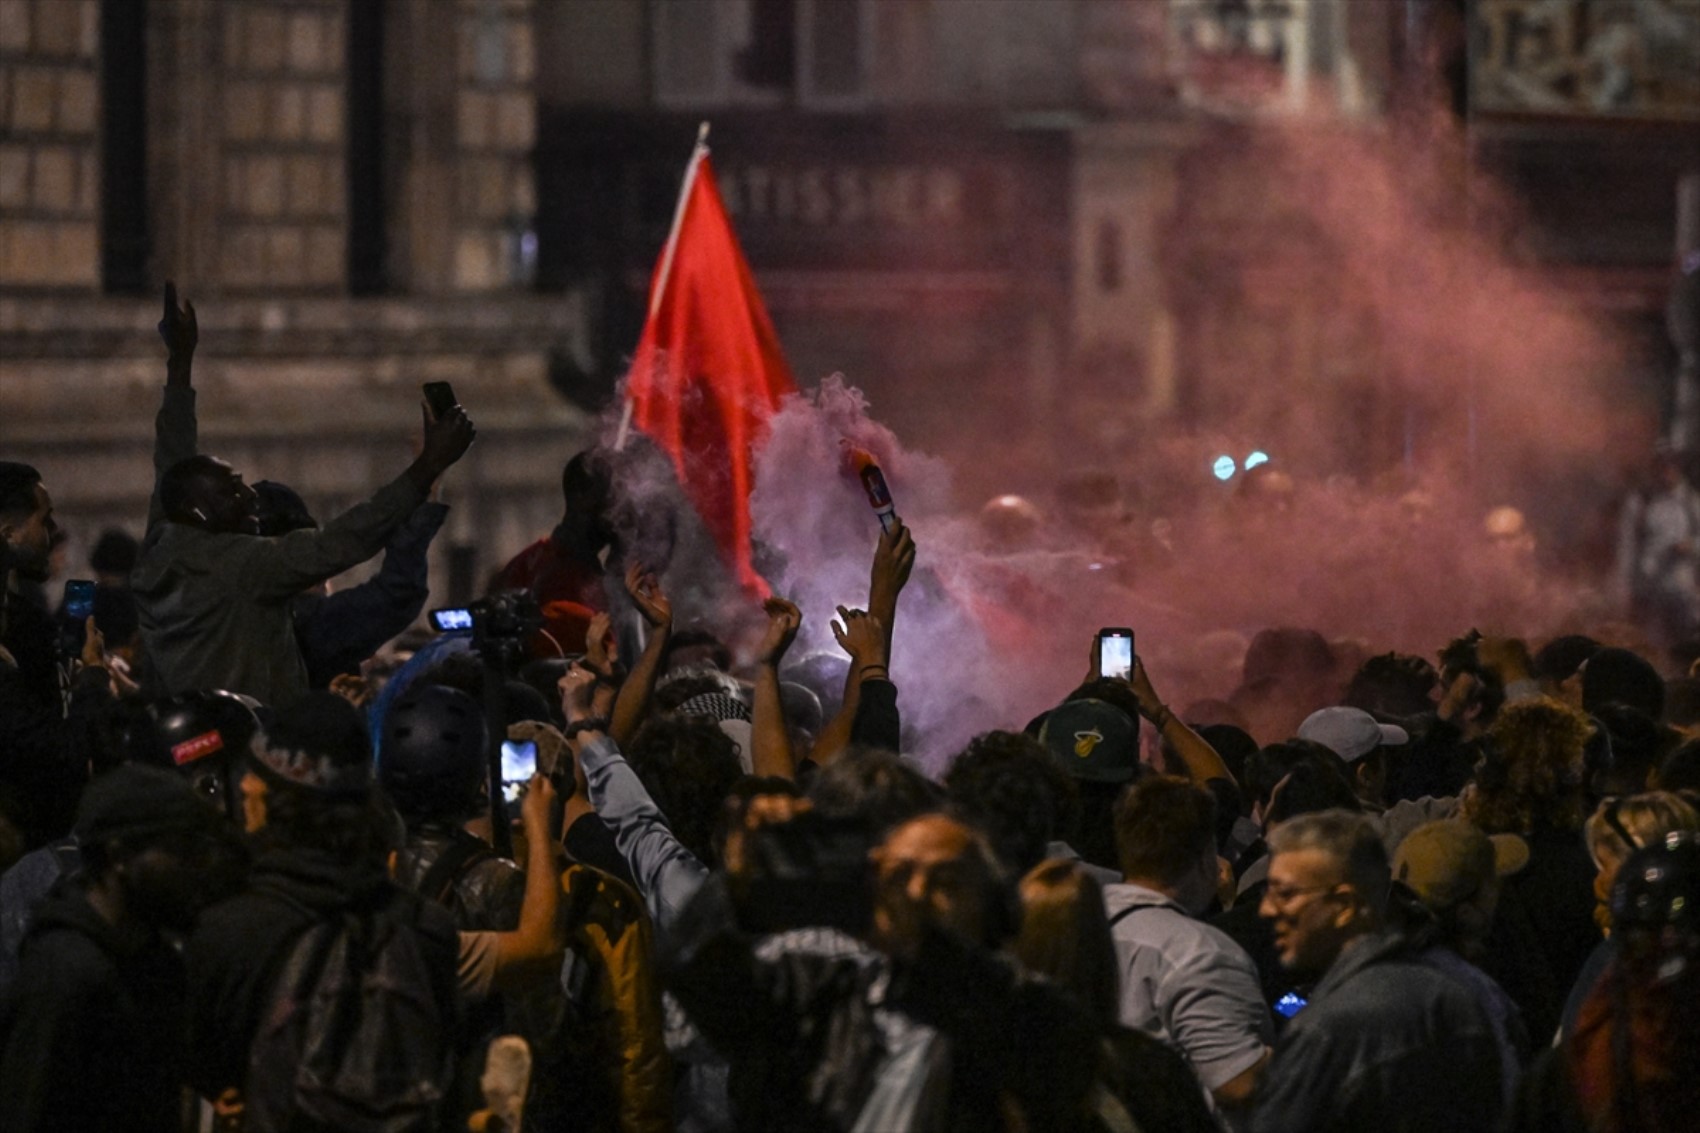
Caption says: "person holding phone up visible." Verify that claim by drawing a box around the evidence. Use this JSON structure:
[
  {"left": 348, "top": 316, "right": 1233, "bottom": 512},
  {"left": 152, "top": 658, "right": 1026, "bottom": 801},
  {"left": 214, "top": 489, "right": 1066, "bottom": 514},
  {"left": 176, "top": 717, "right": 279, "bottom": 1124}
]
[{"left": 133, "top": 284, "right": 477, "bottom": 707}]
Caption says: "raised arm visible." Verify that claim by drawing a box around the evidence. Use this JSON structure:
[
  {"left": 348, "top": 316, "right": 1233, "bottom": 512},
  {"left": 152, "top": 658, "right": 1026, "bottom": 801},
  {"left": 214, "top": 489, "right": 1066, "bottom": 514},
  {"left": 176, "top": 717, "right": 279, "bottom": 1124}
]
[
  {"left": 576, "top": 730, "right": 708, "bottom": 934},
  {"left": 1129, "top": 656, "right": 1233, "bottom": 787},
  {"left": 810, "top": 607, "right": 892, "bottom": 766},
  {"left": 609, "top": 564, "right": 671, "bottom": 750},
  {"left": 233, "top": 403, "right": 473, "bottom": 600},
  {"left": 867, "top": 519, "right": 915, "bottom": 663},
  {"left": 750, "top": 597, "right": 802, "bottom": 779},
  {"left": 488, "top": 773, "right": 564, "bottom": 990},
  {"left": 149, "top": 282, "right": 199, "bottom": 529}
]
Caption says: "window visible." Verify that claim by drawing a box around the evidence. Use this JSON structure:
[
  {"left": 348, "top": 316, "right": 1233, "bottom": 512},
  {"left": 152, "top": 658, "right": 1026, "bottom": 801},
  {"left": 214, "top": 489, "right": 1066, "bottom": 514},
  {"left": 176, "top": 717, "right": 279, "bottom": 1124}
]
[
  {"left": 100, "top": 0, "right": 150, "bottom": 294},
  {"left": 345, "top": 0, "right": 386, "bottom": 294},
  {"left": 652, "top": 0, "right": 867, "bottom": 107}
]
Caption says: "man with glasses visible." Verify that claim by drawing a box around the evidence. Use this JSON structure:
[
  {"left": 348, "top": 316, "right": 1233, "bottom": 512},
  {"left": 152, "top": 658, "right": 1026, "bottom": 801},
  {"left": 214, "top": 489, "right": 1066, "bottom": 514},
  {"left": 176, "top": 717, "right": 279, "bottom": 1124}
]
[{"left": 1249, "top": 809, "right": 1505, "bottom": 1133}]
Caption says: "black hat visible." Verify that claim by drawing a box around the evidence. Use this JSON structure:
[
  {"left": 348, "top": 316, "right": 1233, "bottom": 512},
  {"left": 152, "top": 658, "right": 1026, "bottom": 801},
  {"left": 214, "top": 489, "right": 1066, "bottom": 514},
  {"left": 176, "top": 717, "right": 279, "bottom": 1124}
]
[
  {"left": 1039, "top": 699, "right": 1141, "bottom": 784},
  {"left": 75, "top": 763, "right": 219, "bottom": 849},
  {"left": 249, "top": 692, "right": 373, "bottom": 797}
]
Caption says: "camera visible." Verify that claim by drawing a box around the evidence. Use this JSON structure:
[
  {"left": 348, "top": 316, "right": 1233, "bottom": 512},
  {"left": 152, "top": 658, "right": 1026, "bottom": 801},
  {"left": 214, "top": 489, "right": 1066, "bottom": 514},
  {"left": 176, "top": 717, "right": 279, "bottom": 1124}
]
[{"left": 428, "top": 590, "right": 543, "bottom": 671}]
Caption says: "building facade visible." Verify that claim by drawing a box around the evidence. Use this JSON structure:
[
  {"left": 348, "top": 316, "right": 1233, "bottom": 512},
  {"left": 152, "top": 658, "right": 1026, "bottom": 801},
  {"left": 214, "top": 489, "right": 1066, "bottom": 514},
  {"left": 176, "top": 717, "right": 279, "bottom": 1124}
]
[{"left": 3, "top": 0, "right": 1694, "bottom": 594}]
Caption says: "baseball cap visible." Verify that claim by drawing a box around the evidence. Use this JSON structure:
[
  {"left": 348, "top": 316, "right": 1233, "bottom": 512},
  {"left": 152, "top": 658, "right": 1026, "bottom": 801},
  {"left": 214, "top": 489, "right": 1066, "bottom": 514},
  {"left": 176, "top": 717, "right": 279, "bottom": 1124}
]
[
  {"left": 1393, "top": 820, "right": 1529, "bottom": 910},
  {"left": 1297, "top": 707, "right": 1409, "bottom": 763},
  {"left": 1038, "top": 699, "right": 1141, "bottom": 784}
]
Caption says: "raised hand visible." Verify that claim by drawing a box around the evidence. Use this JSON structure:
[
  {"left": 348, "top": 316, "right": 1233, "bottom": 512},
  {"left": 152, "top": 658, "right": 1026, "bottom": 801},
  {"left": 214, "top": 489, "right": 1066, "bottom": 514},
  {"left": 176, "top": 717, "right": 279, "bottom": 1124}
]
[
  {"left": 584, "top": 611, "right": 617, "bottom": 677},
  {"left": 831, "top": 606, "right": 887, "bottom": 670},
  {"left": 756, "top": 597, "right": 802, "bottom": 667},
  {"left": 520, "top": 772, "right": 557, "bottom": 838},
  {"left": 557, "top": 661, "right": 597, "bottom": 723},
  {"left": 870, "top": 519, "right": 917, "bottom": 603},
  {"left": 1128, "top": 656, "right": 1164, "bottom": 721},
  {"left": 159, "top": 281, "right": 198, "bottom": 359},
  {"left": 624, "top": 562, "right": 672, "bottom": 630},
  {"left": 418, "top": 402, "right": 476, "bottom": 471}
]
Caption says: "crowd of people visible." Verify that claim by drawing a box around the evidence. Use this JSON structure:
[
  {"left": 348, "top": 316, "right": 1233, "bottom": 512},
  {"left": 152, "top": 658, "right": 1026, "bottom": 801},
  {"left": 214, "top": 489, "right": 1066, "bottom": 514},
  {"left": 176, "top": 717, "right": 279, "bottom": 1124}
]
[{"left": 1, "top": 285, "right": 1698, "bottom": 1133}]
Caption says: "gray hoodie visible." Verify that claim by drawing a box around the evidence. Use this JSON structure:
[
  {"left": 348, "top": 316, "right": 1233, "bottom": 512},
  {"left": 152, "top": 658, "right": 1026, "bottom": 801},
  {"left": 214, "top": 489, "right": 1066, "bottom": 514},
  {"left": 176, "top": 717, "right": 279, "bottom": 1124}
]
[{"left": 132, "top": 383, "right": 425, "bottom": 706}]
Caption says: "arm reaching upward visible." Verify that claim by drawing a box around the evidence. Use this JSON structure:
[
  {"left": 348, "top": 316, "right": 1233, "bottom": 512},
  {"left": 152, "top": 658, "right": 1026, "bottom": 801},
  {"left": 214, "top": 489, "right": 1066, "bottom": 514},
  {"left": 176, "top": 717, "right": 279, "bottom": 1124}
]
[
  {"left": 750, "top": 597, "right": 802, "bottom": 779},
  {"left": 149, "top": 282, "right": 199, "bottom": 529},
  {"left": 610, "top": 564, "right": 672, "bottom": 750}
]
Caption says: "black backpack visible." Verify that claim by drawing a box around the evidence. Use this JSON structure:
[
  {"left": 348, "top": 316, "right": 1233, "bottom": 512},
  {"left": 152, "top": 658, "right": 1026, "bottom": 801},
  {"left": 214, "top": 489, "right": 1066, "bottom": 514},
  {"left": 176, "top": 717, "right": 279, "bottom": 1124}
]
[{"left": 244, "top": 893, "right": 456, "bottom": 1133}]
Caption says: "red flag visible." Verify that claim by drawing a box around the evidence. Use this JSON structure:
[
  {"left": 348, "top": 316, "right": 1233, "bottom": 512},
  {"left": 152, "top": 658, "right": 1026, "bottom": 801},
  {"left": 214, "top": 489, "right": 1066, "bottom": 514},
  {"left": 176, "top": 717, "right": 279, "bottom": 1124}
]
[{"left": 625, "top": 146, "right": 795, "bottom": 596}]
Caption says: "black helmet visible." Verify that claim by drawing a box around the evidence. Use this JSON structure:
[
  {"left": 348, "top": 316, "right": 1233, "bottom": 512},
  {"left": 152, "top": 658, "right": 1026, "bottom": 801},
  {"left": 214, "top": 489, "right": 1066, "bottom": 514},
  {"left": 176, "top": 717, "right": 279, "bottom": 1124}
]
[
  {"left": 379, "top": 684, "right": 490, "bottom": 822},
  {"left": 148, "top": 690, "right": 259, "bottom": 818},
  {"left": 149, "top": 691, "right": 259, "bottom": 770},
  {"left": 1610, "top": 830, "right": 1699, "bottom": 931}
]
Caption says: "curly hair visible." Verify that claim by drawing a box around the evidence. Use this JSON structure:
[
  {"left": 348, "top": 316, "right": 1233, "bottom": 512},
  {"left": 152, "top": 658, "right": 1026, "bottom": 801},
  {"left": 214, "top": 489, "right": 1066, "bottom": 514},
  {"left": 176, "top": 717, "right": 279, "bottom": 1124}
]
[
  {"left": 945, "top": 731, "right": 1080, "bottom": 874},
  {"left": 1463, "top": 697, "right": 1591, "bottom": 835},
  {"left": 625, "top": 715, "right": 743, "bottom": 867}
]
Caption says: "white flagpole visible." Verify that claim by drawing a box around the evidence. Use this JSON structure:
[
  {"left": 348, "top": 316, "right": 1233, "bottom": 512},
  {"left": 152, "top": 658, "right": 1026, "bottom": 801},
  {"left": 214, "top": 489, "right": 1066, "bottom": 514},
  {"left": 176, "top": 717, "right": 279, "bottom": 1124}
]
[{"left": 614, "top": 120, "right": 712, "bottom": 453}]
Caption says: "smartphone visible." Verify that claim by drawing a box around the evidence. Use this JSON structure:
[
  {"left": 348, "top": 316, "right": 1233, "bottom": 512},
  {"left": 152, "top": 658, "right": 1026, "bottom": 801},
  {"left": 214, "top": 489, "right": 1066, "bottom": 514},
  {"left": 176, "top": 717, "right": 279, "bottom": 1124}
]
[
  {"left": 59, "top": 579, "right": 97, "bottom": 656},
  {"left": 1274, "top": 990, "right": 1308, "bottom": 1018},
  {"left": 429, "top": 607, "right": 474, "bottom": 632},
  {"left": 422, "top": 381, "right": 458, "bottom": 420},
  {"left": 63, "top": 579, "right": 96, "bottom": 622},
  {"left": 1097, "top": 627, "right": 1134, "bottom": 681},
  {"left": 501, "top": 740, "right": 537, "bottom": 803}
]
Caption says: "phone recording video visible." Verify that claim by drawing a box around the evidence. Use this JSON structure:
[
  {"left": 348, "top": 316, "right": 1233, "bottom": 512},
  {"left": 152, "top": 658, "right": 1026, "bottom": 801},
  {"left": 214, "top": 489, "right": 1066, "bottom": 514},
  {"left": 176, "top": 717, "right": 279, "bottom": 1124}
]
[
  {"left": 501, "top": 740, "right": 537, "bottom": 804},
  {"left": 422, "top": 381, "right": 458, "bottom": 420},
  {"left": 1097, "top": 627, "right": 1134, "bottom": 681}
]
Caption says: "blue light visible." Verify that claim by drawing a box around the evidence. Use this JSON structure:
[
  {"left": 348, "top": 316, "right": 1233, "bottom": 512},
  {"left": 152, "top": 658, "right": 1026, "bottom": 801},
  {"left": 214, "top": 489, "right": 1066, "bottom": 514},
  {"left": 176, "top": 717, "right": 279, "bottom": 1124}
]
[
  {"left": 1244, "top": 450, "right": 1270, "bottom": 469},
  {"left": 1212, "top": 455, "right": 1237, "bottom": 481}
]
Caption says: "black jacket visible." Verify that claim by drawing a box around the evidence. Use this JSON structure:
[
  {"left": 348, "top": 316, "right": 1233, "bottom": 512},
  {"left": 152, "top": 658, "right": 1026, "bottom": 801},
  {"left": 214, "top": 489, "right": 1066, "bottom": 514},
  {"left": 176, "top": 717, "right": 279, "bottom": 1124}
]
[
  {"left": 184, "top": 844, "right": 459, "bottom": 1101},
  {"left": 293, "top": 500, "right": 449, "bottom": 688},
  {"left": 0, "top": 592, "right": 104, "bottom": 848},
  {"left": 1247, "top": 930, "right": 1504, "bottom": 1133},
  {"left": 665, "top": 873, "right": 1099, "bottom": 1133},
  {"left": 0, "top": 879, "right": 188, "bottom": 1133}
]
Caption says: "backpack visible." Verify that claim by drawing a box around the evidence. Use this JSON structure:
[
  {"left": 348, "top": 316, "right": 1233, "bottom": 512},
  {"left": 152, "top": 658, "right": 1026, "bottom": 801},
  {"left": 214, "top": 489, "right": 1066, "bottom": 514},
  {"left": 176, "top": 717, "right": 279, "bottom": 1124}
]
[{"left": 243, "top": 893, "right": 456, "bottom": 1133}]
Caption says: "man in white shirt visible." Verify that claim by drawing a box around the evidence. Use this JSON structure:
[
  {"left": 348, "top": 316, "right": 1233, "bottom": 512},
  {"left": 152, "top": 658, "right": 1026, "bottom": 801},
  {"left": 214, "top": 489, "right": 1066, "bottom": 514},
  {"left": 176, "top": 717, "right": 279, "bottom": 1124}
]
[{"left": 1106, "top": 774, "right": 1273, "bottom": 1118}]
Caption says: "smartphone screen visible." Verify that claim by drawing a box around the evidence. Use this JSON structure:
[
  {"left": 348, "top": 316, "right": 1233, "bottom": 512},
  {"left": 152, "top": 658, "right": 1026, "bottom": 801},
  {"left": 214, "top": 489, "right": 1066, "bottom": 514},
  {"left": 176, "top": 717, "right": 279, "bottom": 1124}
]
[
  {"left": 422, "top": 381, "right": 458, "bottom": 419},
  {"left": 62, "top": 579, "right": 96, "bottom": 622},
  {"left": 1274, "top": 990, "right": 1308, "bottom": 1018},
  {"left": 501, "top": 740, "right": 537, "bottom": 802},
  {"left": 430, "top": 607, "right": 474, "bottom": 632},
  {"left": 1098, "top": 628, "right": 1134, "bottom": 681}
]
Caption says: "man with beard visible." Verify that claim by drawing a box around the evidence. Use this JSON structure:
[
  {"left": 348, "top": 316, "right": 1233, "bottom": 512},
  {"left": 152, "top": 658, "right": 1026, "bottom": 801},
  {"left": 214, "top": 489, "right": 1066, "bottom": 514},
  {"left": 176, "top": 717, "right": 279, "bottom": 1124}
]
[
  {"left": 0, "top": 462, "right": 115, "bottom": 856},
  {"left": 0, "top": 764, "right": 240, "bottom": 1132}
]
